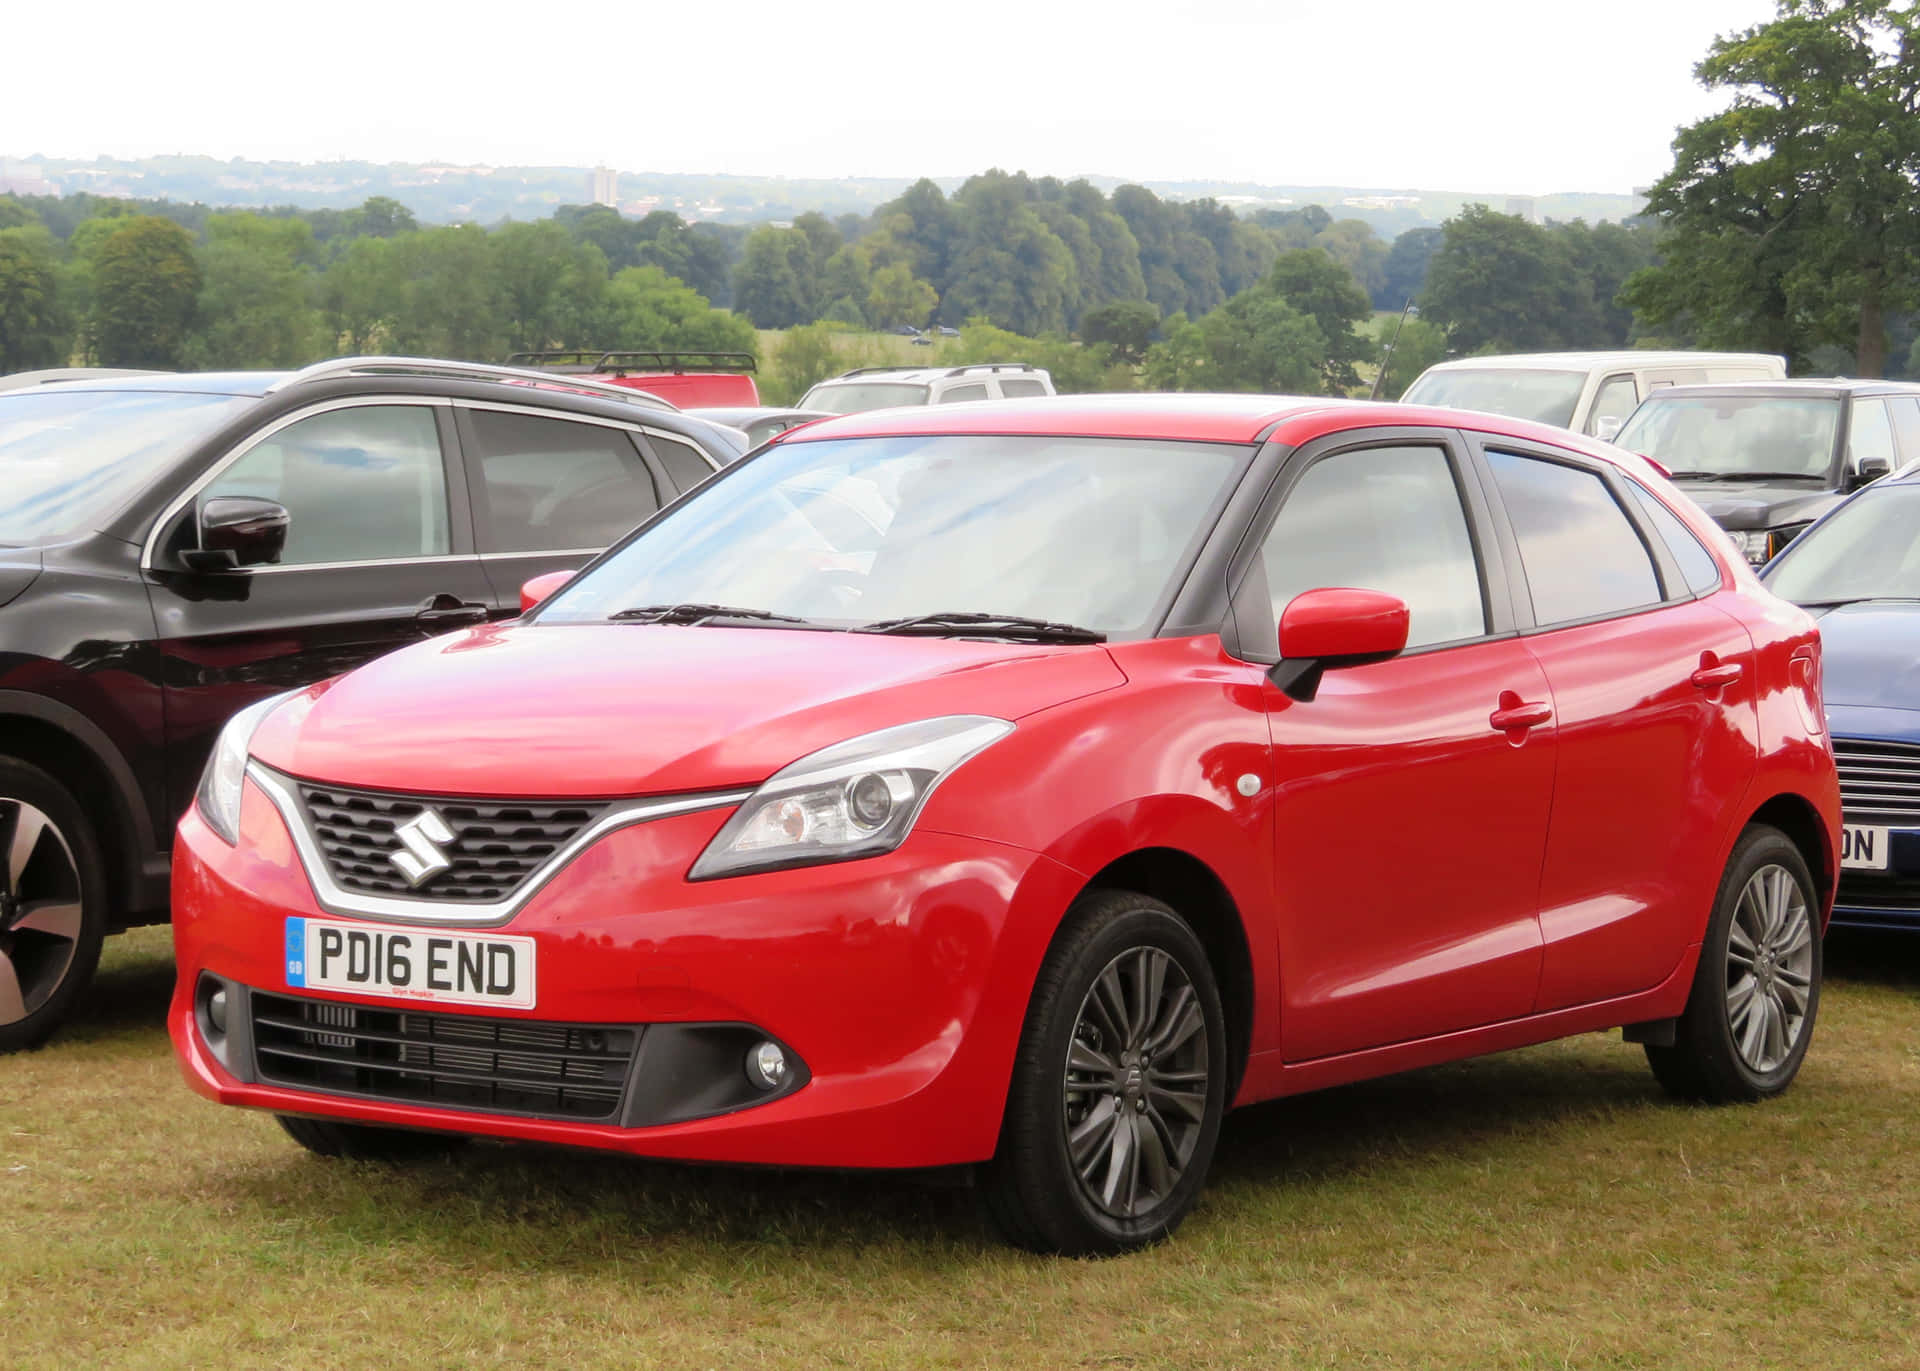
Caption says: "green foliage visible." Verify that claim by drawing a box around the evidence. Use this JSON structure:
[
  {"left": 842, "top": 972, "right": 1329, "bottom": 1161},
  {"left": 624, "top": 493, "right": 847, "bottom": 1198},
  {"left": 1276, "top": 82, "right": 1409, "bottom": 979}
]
[
  {"left": 0, "top": 226, "right": 70, "bottom": 371},
  {"left": 490, "top": 221, "right": 608, "bottom": 353},
  {"left": 1143, "top": 296, "right": 1326, "bottom": 395},
  {"left": 183, "top": 213, "right": 326, "bottom": 369},
  {"left": 1372, "top": 315, "right": 1449, "bottom": 399},
  {"left": 385, "top": 225, "right": 504, "bottom": 360},
  {"left": 765, "top": 322, "right": 882, "bottom": 405},
  {"left": 1078, "top": 300, "right": 1160, "bottom": 364},
  {"left": 90, "top": 216, "right": 201, "bottom": 368},
  {"left": 866, "top": 262, "right": 937, "bottom": 329},
  {"left": 598, "top": 266, "right": 756, "bottom": 354},
  {"left": 1421, "top": 206, "right": 1595, "bottom": 354},
  {"left": 1624, "top": 0, "right": 1920, "bottom": 374},
  {"left": 732, "top": 226, "right": 817, "bottom": 328},
  {"left": 1380, "top": 227, "right": 1441, "bottom": 310},
  {"left": 934, "top": 322, "right": 1132, "bottom": 394},
  {"left": 319, "top": 236, "right": 404, "bottom": 354},
  {"left": 1266, "top": 249, "right": 1376, "bottom": 392}
]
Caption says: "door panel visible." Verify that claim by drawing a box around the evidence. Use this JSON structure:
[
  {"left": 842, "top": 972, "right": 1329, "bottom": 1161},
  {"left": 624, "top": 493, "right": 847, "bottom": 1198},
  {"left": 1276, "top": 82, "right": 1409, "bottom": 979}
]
[
  {"left": 1268, "top": 642, "right": 1555, "bottom": 1059},
  {"left": 1522, "top": 602, "right": 1759, "bottom": 1009}
]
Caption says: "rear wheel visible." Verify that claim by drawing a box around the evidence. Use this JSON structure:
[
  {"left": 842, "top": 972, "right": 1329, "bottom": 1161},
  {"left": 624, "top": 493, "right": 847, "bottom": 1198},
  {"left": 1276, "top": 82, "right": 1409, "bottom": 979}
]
[
  {"left": 0, "top": 759, "right": 108, "bottom": 1053},
  {"left": 275, "top": 1114, "right": 466, "bottom": 1161},
  {"left": 983, "top": 889, "right": 1227, "bottom": 1255},
  {"left": 1646, "top": 825, "right": 1821, "bottom": 1102}
]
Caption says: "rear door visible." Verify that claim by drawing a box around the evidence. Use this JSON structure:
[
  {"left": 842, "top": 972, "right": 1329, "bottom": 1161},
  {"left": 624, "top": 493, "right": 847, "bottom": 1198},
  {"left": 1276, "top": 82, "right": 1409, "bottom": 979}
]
[
  {"left": 1467, "top": 433, "right": 1760, "bottom": 1011},
  {"left": 148, "top": 397, "right": 495, "bottom": 816}
]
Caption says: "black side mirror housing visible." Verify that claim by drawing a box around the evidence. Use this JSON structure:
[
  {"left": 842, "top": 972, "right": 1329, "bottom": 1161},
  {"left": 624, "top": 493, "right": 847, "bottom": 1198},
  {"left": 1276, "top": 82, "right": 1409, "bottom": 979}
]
[
  {"left": 181, "top": 497, "right": 290, "bottom": 572},
  {"left": 1853, "top": 457, "right": 1892, "bottom": 490}
]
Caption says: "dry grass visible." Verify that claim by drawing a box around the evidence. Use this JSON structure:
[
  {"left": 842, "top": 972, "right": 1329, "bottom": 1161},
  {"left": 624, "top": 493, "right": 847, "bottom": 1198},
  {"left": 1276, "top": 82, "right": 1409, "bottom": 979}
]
[{"left": 5, "top": 927, "right": 1920, "bottom": 1369}]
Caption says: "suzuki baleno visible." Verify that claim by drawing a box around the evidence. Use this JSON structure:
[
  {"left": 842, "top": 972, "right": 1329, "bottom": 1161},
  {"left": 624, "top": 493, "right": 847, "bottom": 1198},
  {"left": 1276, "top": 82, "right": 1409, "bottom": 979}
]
[{"left": 169, "top": 395, "right": 1840, "bottom": 1254}]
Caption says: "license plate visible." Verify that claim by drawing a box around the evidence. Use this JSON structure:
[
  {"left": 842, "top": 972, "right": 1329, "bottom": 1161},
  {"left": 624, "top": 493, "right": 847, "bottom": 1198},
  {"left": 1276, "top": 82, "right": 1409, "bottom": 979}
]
[
  {"left": 1841, "top": 825, "right": 1891, "bottom": 872},
  {"left": 285, "top": 918, "right": 536, "bottom": 1009}
]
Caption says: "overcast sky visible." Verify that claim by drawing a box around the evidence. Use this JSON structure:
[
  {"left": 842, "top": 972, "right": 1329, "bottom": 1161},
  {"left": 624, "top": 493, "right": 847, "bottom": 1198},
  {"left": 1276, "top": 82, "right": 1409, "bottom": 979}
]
[{"left": 4, "top": 0, "right": 1779, "bottom": 194}]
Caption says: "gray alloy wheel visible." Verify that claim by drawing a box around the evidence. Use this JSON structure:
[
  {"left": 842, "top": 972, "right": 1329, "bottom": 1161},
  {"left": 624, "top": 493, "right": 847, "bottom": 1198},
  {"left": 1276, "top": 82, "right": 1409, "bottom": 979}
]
[
  {"left": 1725, "top": 863, "right": 1815, "bottom": 1075},
  {"left": 1062, "top": 946, "right": 1210, "bottom": 1220},
  {"left": 0, "top": 801, "right": 86, "bottom": 1028}
]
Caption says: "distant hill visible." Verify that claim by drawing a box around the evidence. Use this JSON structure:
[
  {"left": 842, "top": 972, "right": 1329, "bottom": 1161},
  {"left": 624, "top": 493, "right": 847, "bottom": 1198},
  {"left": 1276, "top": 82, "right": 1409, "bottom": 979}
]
[{"left": 0, "top": 154, "right": 1645, "bottom": 236}]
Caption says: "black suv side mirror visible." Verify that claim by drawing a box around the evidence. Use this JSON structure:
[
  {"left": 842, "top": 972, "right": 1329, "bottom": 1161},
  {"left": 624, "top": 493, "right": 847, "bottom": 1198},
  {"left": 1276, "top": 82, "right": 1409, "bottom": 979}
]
[
  {"left": 181, "top": 497, "right": 290, "bottom": 572},
  {"left": 1853, "top": 457, "right": 1892, "bottom": 490}
]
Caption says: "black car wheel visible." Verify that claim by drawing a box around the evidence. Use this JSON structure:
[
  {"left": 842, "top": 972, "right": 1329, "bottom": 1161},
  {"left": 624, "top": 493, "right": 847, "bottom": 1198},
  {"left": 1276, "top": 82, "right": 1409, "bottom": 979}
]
[
  {"left": 0, "top": 759, "right": 108, "bottom": 1053},
  {"left": 984, "top": 889, "right": 1227, "bottom": 1255},
  {"left": 1646, "top": 824, "right": 1821, "bottom": 1102}
]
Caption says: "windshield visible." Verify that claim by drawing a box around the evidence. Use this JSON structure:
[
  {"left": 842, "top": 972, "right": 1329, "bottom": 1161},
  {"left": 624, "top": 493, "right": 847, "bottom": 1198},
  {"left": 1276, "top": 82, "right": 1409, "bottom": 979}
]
[
  {"left": 538, "top": 434, "right": 1248, "bottom": 636},
  {"left": 1615, "top": 395, "right": 1839, "bottom": 479},
  {"left": 1400, "top": 368, "right": 1586, "bottom": 427},
  {"left": 0, "top": 389, "right": 253, "bottom": 543},
  {"left": 799, "top": 382, "right": 931, "bottom": 414},
  {"left": 1764, "top": 484, "right": 1920, "bottom": 604}
]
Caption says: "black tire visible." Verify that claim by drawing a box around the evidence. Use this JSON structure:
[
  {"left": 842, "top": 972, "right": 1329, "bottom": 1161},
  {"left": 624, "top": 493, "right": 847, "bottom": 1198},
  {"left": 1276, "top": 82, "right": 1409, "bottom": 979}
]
[
  {"left": 0, "top": 757, "right": 110, "bottom": 1053},
  {"left": 983, "top": 889, "right": 1228, "bottom": 1255},
  {"left": 275, "top": 1114, "right": 467, "bottom": 1161},
  {"left": 1646, "top": 824, "right": 1822, "bottom": 1103}
]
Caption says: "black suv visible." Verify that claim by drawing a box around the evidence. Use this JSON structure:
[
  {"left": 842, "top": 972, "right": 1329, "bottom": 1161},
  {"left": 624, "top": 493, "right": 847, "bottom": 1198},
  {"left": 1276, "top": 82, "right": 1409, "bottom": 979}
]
[
  {"left": 0, "top": 357, "right": 745, "bottom": 1049},
  {"left": 1613, "top": 378, "right": 1920, "bottom": 565}
]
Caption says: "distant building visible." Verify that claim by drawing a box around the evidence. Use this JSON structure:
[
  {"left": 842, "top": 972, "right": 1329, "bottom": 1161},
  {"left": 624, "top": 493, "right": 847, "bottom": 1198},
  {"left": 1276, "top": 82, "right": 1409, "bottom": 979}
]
[
  {"left": 1504, "top": 196, "right": 1537, "bottom": 222},
  {"left": 1341, "top": 195, "right": 1421, "bottom": 210},
  {"left": 591, "top": 166, "right": 619, "bottom": 207},
  {"left": 0, "top": 158, "right": 55, "bottom": 195}
]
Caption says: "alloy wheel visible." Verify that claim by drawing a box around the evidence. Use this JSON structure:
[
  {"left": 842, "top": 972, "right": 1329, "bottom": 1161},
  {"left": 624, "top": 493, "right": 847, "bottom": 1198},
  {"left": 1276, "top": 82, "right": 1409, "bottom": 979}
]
[
  {"left": 0, "top": 799, "right": 85, "bottom": 1027},
  {"left": 1061, "top": 946, "right": 1210, "bottom": 1219},
  {"left": 1725, "top": 862, "right": 1814, "bottom": 1075}
]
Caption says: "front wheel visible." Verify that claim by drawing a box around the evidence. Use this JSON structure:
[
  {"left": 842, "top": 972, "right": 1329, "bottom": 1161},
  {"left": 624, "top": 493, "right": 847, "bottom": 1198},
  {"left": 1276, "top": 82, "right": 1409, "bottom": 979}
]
[
  {"left": 983, "top": 890, "right": 1228, "bottom": 1255},
  {"left": 1646, "top": 824, "right": 1822, "bottom": 1102},
  {"left": 0, "top": 759, "right": 109, "bottom": 1053}
]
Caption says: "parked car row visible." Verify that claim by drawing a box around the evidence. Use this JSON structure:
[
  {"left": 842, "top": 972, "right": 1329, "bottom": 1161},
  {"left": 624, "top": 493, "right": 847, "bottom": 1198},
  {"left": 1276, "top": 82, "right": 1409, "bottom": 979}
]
[{"left": 0, "top": 352, "right": 1877, "bottom": 1257}]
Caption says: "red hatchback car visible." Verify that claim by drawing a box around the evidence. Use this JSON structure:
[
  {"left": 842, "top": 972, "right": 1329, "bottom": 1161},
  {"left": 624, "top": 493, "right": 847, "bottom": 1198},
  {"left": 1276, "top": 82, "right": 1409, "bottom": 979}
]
[{"left": 169, "top": 395, "right": 1840, "bottom": 1253}]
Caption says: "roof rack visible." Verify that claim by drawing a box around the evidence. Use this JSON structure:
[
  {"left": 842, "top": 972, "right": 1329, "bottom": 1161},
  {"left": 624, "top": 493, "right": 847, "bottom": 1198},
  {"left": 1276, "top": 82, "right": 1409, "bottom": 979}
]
[
  {"left": 506, "top": 350, "right": 757, "bottom": 375},
  {"left": 829, "top": 361, "right": 1041, "bottom": 380},
  {"left": 265, "top": 357, "right": 679, "bottom": 410}
]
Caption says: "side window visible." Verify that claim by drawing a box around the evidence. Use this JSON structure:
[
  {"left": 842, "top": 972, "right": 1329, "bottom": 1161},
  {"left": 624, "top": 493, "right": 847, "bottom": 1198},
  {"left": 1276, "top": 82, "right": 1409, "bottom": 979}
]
[
  {"left": 466, "top": 410, "right": 659, "bottom": 554},
  {"left": 203, "top": 405, "right": 448, "bottom": 566},
  {"left": 648, "top": 434, "right": 718, "bottom": 494},
  {"left": 938, "top": 383, "right": 990, "bottom": 403},
  {"left": 1260, "top": 445, "right": 1486, "bottom": 650},
  {"left": 1584, "top": 375, "right": 1639, "bottom": 437},
  {"left": 1848, "top": 398, "right": 1897, "bottom": 471},
  {"left": 1888, "top": 397, "right": 1920, "bottom": 462},
  {"left": 1625, "top": 480, "right": 1722, "bottom": 595},
  {"left": 998, "top": 378, "right": 1049, "bottom": 398},
  {"left": 1487, "top": 450, "right": 1660, "bottom": 625}
]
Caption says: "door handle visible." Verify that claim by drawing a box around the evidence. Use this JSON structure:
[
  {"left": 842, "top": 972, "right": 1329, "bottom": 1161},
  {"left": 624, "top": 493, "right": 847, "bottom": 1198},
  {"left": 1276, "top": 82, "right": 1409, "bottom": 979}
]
[
  {"left": 1489, "top": 696, "right": 1553, "bottom": 732},
  {"left": 415, "top": 597, "right": 490, "bottom": 628},
  {"left": 1691, "top": 661, "right": 1744, "bottom": 690}
]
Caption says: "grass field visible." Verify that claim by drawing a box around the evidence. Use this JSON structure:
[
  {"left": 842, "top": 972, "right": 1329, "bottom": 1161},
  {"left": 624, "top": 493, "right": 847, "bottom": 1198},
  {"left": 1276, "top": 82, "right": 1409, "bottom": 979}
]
[{"left": 5, "top": 927, "right": 1920, "bottom": 1369}]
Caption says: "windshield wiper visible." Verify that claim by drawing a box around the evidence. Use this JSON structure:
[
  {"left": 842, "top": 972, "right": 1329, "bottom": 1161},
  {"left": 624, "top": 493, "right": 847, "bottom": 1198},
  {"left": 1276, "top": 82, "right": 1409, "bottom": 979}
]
[
  {"left": 1793, "top": 596, "right": 1920, "bottom": 609},
  {"left": 1668, "top": 470, "right": 1823, "bottom": 482},
  {"left": 853, "top": 611, "right": 1106, "bottom": 644},
  {"left": 607, "top": 603, "right": 811, "bottom": 626}
]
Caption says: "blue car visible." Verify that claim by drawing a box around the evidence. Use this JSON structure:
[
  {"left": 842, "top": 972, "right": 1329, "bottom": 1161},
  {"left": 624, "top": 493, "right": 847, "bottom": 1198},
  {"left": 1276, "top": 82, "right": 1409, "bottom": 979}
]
[{"left": 1763, "top": 468, "right": 1920, "bottom": 927}]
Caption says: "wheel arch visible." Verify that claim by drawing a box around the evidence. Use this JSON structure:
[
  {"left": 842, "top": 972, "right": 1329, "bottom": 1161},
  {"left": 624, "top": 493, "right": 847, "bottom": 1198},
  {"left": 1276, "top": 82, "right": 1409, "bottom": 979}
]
[
  {"left": 0, "top": 693, "right": 159, "bottom": 918},
  {"left": 1744, "top": 791, "right": 1835, "bottom": 924},
  {"left": 1082, "top": 846, "right": 1255, "bottom": 1102}
]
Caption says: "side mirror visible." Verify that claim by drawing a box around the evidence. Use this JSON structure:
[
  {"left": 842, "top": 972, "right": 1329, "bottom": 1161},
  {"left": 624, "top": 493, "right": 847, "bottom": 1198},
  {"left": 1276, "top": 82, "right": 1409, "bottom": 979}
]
[
  {"left": 1591, "top": 416, "right": 1625, "bottom": 442},
  {"left": 519, "top": 569, "right": 574, "bottom": 614},
  {"left": 1270, "top": 587, "right": 1410, "bottom": 702},
  {"left": 181, "top": 497, "right": 289, "bottom": 572},
  {"left": 1853, "top": 457, "right": 1892, "bottom": 490}
]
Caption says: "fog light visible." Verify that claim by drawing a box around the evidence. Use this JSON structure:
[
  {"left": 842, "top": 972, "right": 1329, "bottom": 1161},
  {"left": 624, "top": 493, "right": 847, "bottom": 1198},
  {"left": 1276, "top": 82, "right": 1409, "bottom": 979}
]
[
  {"left": 207, "top": 986, "right": 229, "bottom": 1035},
  {"left": 747, "top": 1040, "right": 788, "bottom": 1090}
]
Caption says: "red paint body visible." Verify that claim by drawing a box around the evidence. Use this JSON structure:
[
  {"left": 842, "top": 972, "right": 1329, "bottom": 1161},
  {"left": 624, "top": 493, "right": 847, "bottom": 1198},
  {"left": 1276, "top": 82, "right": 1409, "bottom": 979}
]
[{"left": 169, "top": 398, "right": 1841, "bottom": 1170}]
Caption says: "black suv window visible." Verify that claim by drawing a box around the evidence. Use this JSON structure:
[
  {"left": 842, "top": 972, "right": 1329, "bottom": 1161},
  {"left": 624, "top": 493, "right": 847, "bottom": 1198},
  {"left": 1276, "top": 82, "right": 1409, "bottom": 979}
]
[
  {"left": 203, "top": 404, "right": 450, "bottom": 566},
  {"left": 648, "top": 434, "right": 717, "bottom": 493},
  {"left": 467, "top": 410, "right": 660, "bottom": 553},
  {"left": 1260, "top": 444, "right": 1486, "bottom": 649},
  {"left": 1487, "top": 450, "right": 1659, "bottom": 625},
  {"left": 1848, "top": 398, "right": 1897, "bottom": 470}
]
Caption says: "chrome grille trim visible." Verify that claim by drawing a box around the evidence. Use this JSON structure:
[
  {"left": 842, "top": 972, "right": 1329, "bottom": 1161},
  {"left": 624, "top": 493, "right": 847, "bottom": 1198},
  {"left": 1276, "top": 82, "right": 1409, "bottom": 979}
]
[
  {"left": 1833, "top": 737, "right": 1920, "bottom": 825},
  {"left": 248, "top": 761, "right": 751, "bottom": 927}
]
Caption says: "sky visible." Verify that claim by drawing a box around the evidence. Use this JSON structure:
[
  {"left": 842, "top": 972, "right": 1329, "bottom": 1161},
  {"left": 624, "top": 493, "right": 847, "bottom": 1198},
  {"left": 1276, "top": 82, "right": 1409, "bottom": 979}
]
[{"left": 3, "top": 0, "right": 1782, "bottom": 194}]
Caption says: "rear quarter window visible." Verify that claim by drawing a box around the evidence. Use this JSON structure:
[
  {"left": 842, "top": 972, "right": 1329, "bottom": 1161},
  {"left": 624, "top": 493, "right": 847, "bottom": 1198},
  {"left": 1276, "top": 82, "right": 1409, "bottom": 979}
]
[{"left": 1625, "top": 481, "right": 1723, "bottom": 595}]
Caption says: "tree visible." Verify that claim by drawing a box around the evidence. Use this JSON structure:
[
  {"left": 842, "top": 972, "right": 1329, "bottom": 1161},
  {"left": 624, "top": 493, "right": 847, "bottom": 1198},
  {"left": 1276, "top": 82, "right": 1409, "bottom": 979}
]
[
  {"left": 732, "top": 226, "right": 813, "bottom": 327},
  {"left": 768, "top": 321, "right": 859, "bottom": 404},
  {"left": 866, "top": 262, "right": 937, "bottom": 329},
  {"left": 90, "top": 215, "right": 201, "bottom": 367},
  {"left": 1265, "top": 249, "right": 1375, "bottom": 392},
  {"left": 1372, "top": 315, "right": 1449, "bottom": 399},
  {"left": 1421, "top": 205, "right": 1593, "bottom": 354},
  {"left": 490, "top": 221, "right": 607, "bottom": 352},
  {"left": 1380, "top": 227, "right": 1442, "bottom": 311},
  {"left": 1142, "top": 295, "right": 1327, "bottom": 394},
  {"left": 320, "top": 236, "right": 404, "bottom": 353},
  {"left": 0, "top": 226, "right": 69, "bottom": 371},
  {"left": 819, "top": 245, "right": 871, "bottom": 328},
  {"left": 386, "top": 225, "right": 503, "bottom": 360},
  {"left": 1079, "top": 300, "right": 1159, "bottom": 364},
  {"left": 184, "top": 213, "right": 326, "bottom": 369},
  {"left": 596, "top": 266, "right": 756, "bottom": 354},
  {"left": 1623, "top": 0, "right": 1920, "bottom": 374}
]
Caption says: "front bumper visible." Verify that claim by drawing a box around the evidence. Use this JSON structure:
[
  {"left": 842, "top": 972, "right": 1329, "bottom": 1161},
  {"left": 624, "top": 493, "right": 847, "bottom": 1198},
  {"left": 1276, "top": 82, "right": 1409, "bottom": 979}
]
[{"left": 170, "top": 776, "right": 1085, "bottom": 1169}]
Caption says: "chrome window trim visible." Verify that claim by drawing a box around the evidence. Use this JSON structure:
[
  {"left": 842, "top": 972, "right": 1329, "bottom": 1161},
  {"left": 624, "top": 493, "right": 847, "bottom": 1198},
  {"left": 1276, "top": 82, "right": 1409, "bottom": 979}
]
[
  {"left": 479, "top": 548, "right": 600, "bottom": 560},
  {"left": 140, "top": 395, "right": 455, "bottom": 573},
  {"left": 247, "top": 761, "right": 750, "bottom": 927}
]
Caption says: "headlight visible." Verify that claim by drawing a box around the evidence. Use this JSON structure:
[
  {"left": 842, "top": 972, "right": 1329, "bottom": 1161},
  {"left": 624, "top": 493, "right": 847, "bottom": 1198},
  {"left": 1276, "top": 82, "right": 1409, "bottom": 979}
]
[
  {"left": 1727, "top": 529, "right": 1771, "bottom": 565},
  {"left": 689, "top": 715, "right": 1013, "bottom": 880},
  {"left": 194, "top": 691, "right": 299, "bottom": 845}
]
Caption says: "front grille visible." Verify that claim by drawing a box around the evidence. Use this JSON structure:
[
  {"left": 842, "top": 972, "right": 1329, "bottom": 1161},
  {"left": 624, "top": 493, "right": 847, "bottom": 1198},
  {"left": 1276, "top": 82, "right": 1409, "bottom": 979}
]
[
  {"left": 1833, "top": 738, "right": 1920, "bottom": 826},
  {"left": 251, "top": 990, "right": 637, "bottom": 1120},
  {"left": 297, "top": 782, "right": 607, "bottom": 902},
  {"left": 1836, "top": 873, "right": 1920, "bottom": 911}
]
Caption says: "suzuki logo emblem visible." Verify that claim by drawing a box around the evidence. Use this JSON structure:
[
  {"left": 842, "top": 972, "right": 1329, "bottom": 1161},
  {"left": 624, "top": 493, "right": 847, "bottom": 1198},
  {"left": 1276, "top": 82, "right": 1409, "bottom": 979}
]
[{"left": 390, "top": 808, "right": 455, "bottom": 887}]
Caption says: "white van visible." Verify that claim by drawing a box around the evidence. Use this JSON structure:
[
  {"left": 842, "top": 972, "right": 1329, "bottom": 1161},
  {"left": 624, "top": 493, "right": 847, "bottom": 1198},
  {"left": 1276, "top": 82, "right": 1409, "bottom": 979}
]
[
  {"left": 1401, "top": 351, "right": 1788, "bottom": 439},
  {"left": 800, "top": 363, "right": 1056, "bottom": 414}
]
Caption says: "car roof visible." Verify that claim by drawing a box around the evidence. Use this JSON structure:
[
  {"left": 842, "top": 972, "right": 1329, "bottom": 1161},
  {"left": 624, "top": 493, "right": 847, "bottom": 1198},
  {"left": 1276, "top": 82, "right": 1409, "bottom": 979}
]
[
  {"left": 1421, "top": 351, "right": 1783, "bottom": 372},
  {"left": 808, "top": 364, "right": 1047, "bottom": 387},
  {"left": 1630, "top": 378, "right": 1920, "bottom": 398},
  {"left": 21, "top": 371, "right": 286, "bottom": 397},
  {"left": 777, "top": 391, "right": 1645, "bottom": 454}
]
